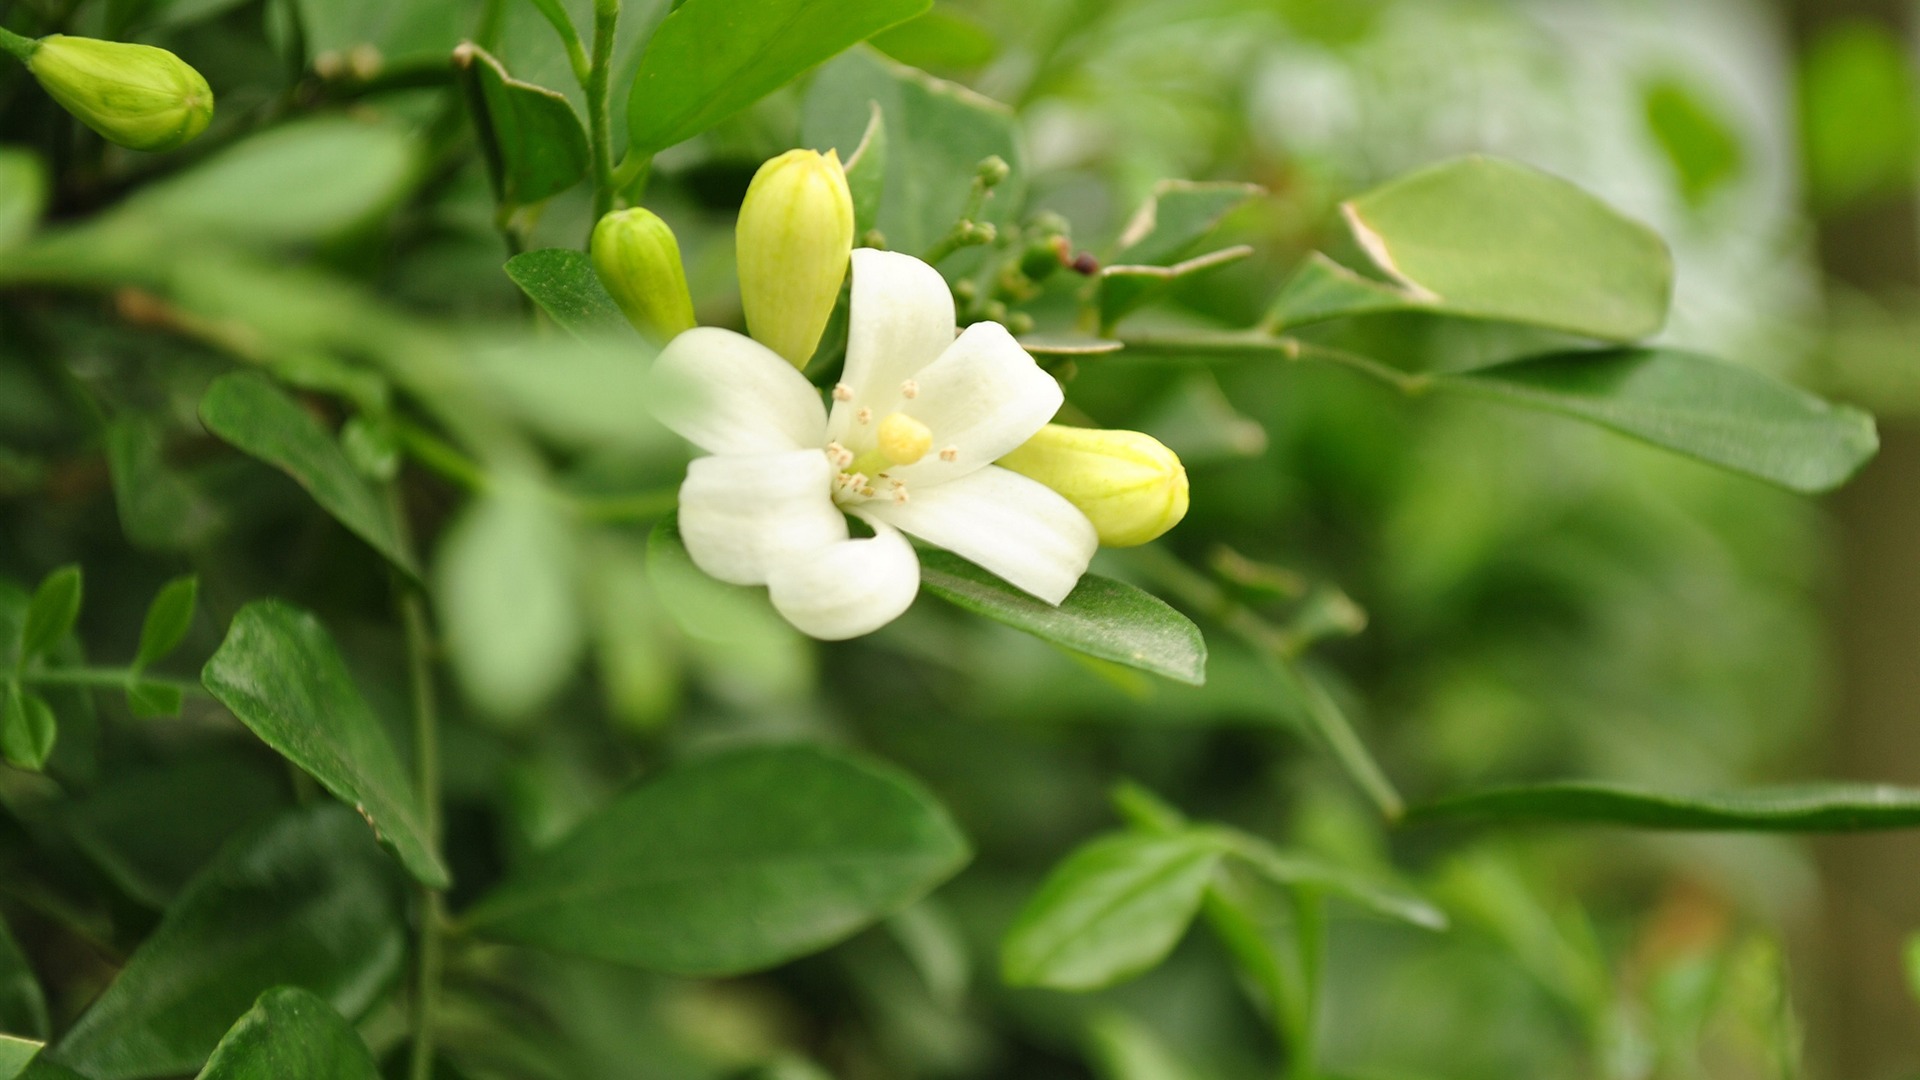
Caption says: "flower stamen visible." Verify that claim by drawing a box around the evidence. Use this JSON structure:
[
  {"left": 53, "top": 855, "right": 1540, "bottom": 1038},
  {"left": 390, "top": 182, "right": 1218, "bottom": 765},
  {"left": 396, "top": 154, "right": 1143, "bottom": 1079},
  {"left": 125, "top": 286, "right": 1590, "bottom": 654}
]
[{"left": 832, "top": 383, "right": 854, "bottom": 402}]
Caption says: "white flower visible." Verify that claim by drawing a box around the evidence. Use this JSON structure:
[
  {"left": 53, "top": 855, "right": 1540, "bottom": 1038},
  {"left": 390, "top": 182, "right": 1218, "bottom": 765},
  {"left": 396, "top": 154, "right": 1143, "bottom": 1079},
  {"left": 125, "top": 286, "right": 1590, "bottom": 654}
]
[{"left": 651, "top": 248, "right": 1098, "bottom": 640}]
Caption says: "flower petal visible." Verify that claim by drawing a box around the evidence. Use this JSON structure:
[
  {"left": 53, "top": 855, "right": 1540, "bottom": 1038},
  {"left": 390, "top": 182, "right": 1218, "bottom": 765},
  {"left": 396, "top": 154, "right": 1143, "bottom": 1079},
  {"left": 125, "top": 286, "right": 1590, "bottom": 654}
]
[
  {"left": 829, "top": 249, "right": 955, "bottom": 444},
  {"left": 767, "top": 519, "right": 920, "bottom": 640},
  {"left": 678, "top": 450, "right": 846, "bottom": 585},
  {"left": 887, "top": 321, "right": 1063, "bottom": 487},
  {"left": 651, "top": 327, "right": 827, "bottom": 454},
  {"left": 866, "top": 466, "right": 1095, "bottom": 604}
]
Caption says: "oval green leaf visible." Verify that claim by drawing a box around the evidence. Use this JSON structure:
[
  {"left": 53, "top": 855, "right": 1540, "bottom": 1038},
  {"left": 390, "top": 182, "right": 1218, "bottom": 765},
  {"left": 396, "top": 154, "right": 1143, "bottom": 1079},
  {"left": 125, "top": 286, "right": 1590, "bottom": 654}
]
[
  {"left": 1, "top": 686, "right": 56, "bottom": 773},
  {"left": 627, "top": 0, "right": 931, "bottom": 154},
  {"left": 1110, "top": 180, "right": 1264, "bottom": 267},
  {"left": 194, "top": 988, "right": 377, "bottom": 1080},
  {"left": 502, "top": 249, "right": 635, "bottom": 341},
  {"left": 134, "top": 576, "right": 198, "bottom": 671},
  {"left": 1001, "top": 831, "right": 1224, "bottom": 991},
  {"left": 202, "top": 601, "right": 449, "bottom": 888},
  {"left": 458, "top": 45, "right": 590, "bottom": 208},
  {"left": 51, "top": 806, "right": 406, "bottom": 1080},
  {"left": 917, "top": 549, "right": 1207, "bottom": 686},
  {"left": 1439, "top": 347, "right": 1880, "bottom": 494},
  {"left": 1409, "top": 780, "right": 1920, "bottom": 831},
  {"left": 463, "top": 743, "right": 970, "bottom": 976},
  {"left": 20, "top": 566, "right": 80, "bottom": 661}
]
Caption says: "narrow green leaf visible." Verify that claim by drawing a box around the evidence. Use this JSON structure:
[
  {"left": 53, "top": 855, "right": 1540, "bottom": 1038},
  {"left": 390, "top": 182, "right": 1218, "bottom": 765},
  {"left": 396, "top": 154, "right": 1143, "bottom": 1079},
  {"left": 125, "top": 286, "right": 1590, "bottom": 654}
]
[
  {"left": 1215, "top": 829, "right": 1445, "bottom": 930},
  {"left": 133, "top": 577, "right": 198, "bottom": 671},
  {"left": 434, "top": 477, "right": 582, "bottom": 721},
  {"left": 458, "top": 44, "right": 590, "bottom": 208},
  {"left": 1410, "top": 780, "right": 1920, "bottom": 831},
  {"left": 627, "top": 0, "right": 931, "bottom": 153},
  {"left": 198, "top": 374, "right": 418, "bottom": 576},
  {"left": 0, "top": 1037, "right": 40, "bottom": 1080},
  {"left": 1333, "top": 155, "right": 1672, "bottom": 341},
  {"left": 464, "top": 744, "right": 970, "bottom": 976},
  {"left": 503, "top": 249, "right": 635, "bottom": 341},
  {"left": 1438, "top": 347, "right": 1879, "bottom": 494},
  {"left": 202, "top": 601, "right": 448, "bottom": 888},
  {"left": 0, "top": 150, "right": 46, "bottom": 253},
  {"left": 194, "top": 988, "right": 377, "bottom": 1080},
  {"left": 802, "top": 47, "right": 1021, "bottom": 255},
  {"left": 21, "top": 566, "right": 82, "bottom": 661},
  {"left": 0, "top": 916, "right": 47, "bottom": 1040},
  {"left": 1111, "top": 180, "right": 1264, "bottom": 266},
  {"left": 51, "top": 806, "right": 407, "bottom": 1080},
  {"left": 1099, "top": 246, "right": 1253, "bottom": 331},
  {"left": 917, "top": 549, "right": 1207, "bottom": 686},
  {"left": 1, "top": 686, "right": 56, "bottom": 772},
  {"left": 1001, "top": 831, "right": 1224, "bottom": 991}
]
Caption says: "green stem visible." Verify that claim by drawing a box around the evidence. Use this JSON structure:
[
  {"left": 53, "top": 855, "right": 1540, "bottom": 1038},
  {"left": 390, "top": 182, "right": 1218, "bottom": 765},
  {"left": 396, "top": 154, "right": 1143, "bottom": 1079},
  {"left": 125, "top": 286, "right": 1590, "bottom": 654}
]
[
  {"left": 525, "top": 0, "right": 590, "bottom": 82},
  {"left": 389, "top": 486, "right": 445, "bottom": 1080},
  {"left": 1285, "top": 890, "right": 1325, "bottom": 1080},
  {"left": 585, "top": 0, "right": 621, "bottom": 221},
  {"left": 0, "top": 25, "right": 37, "bottom": 62},
  {"left": 19, "top": 667, "right": 201, "bottom": 695},
  {"left": 1116, "top": 331, "right": 1433, "bottom": 396}
]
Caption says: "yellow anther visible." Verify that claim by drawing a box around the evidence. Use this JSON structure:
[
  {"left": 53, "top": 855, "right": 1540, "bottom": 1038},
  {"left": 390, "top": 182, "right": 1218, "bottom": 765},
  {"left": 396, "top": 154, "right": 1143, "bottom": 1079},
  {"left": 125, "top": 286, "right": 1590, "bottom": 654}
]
[{"left": 876, "top": 413, "right": 934, "bottom": 466}]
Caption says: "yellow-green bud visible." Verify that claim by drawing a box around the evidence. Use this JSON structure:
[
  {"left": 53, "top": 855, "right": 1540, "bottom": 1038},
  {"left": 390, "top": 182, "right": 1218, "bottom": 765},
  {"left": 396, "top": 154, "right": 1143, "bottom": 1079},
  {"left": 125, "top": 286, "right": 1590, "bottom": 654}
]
[
  {"left": 998, "top": 424, "right": 1189, "bottom": 547},
  {"left": 27, "top": 36, "right": 213, "bottom": 153},
  {"left": 591, "top": 208, "right": 697, "bottom": 344},
  {"left": 736, "top": 148, "right": 853, "bottom": 369}
]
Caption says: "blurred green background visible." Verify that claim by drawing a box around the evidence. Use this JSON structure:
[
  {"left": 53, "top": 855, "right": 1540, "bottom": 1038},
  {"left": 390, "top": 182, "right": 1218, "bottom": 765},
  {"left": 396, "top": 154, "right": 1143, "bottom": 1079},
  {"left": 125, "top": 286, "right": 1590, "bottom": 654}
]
[{"left": 6, "top": 0, "right": 1920, "bottom": 1077}]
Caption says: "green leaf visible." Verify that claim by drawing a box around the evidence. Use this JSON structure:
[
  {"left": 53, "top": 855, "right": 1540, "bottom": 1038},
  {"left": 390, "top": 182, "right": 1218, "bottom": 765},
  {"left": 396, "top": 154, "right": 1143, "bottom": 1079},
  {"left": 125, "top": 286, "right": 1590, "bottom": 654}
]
[
  {"left": 1315, "top": 155, "right": 1672, "bottom": 341},
  {"left": 1111, "top": 180, "right": 1264, "bottom": 266},
  {"left": 122, "top": 118, "right": 417, "bottom": 246},
  {"left": 627, "top": 0, "right": 931, "bottom": 153},
  {"left": 1215, "top": 829, "right": 1445, "bottom": 930},
  {"left": 503, "top": 249, "right": 635, "bottom": 341},
  {"left": 1001, "top": 831, "right": 1224, "bottom": 991},
  {"left": 464, "top": 744, "right": 970, "bottom": 976},
  {"left": 104, "top": 418, "right": 225, "bottom": 552},
  {"left": 1438, "top": 347, "right": 1879, "bottom": 494},
  {"left": 0, "top": 1038, "right": 40, "bottom": 1080},
  {"left": 1085, "top": 1011, "right": 1204, "bottom": 1080},
  {"left": 0, "top": 917, "right": 47, "bottom": 1040},
  {"left": 51, "top": 806, "right": 407, "bottom": 1080},
  {"left": 802, "top": 47, "right": 1021, "bottom": 255},
  {"left": 1099, "top": 246, "right": 1253, "bottom": 332},
  {"left": 294, "top": 0, "right": 479, "bottom": 68},
  {"left": 1267, "top": 251, "right": 1435, "bottom": 330},
  {"left": 21, "top": 566, "right": 82, "bottom": 661},
  {"left": 198, "top": 373, "right": 418, "bottom": 577},
  {"left": 434, "top": 476, "right": 582, "bottom": 721},
  {"left": 917, "top": 549, "right": 1207, "bottom": 686},
  {"left": 133, "top": 577, "right": 198, "bottom": 671},
  {"left": 1409, "top": 780, "right": 1920, "bottom": 831},
  {"left": 1643, "top": 77, "right": 1743, "bottom": 207},
  {"left": 869, "top": 8, "right": 997, "bottom": 70},
  {"left": 123, "top": 683, "right": 184, "bottom": 721},
  {"left": 194, "top": 988, "right": 377, "bottom": 1080},
  {"left": 202, "top": 601, "right": 448, "bottom": 888},
  {"left": 843, "top": 102, "right": 887, "bottom": 237},
  {"left": 458, "top": 44, "right": 590, "bottom": 208},
  {"left": 1, "top": 685, "right": 56, "bottom": 772},
  {"left": 0, "top": 150, "right": 47, "bottom": 252}
]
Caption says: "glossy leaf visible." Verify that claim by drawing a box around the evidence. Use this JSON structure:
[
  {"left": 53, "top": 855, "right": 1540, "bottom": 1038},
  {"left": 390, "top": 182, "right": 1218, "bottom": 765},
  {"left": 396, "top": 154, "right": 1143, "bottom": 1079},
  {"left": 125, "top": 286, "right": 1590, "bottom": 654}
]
[
  {"left": 0, "top": 917, "right": 47, "bottom": 1040},
  {"left": 1325, "top": 155, "right": 1672, "bottom": 341},
  {"left": 434, "top": 477, "right": 583, "bottom": 721},
  {"left": 21, "top": 566, "right": 81, "bottom": 661},
  {"left": 464, "top": 744, "right": 970, "bottom": 975},
  {"left": 1001, "top": 831, "right": 1224, "bottom": 990},
  {"left": 133, "top": 577, "right": 198, "bottom": 671},
  {"left": 917, "top": 549, "right": 1207, "bottom": 686},
  {"left": 870, "top": 8, "right": 998, "bottom": 70},
  {"left": 1111, "top": 180, "right": 1263, "bottom": 266},
  {"left": 803, "top": 47, "right": 1022, "bottom": 255},
  {"left": 627, "top": 0, "right": 930, "bottom": 153},
  {"left": 1, "top": 686, "right": 56, "bottom": 772},
  {"left": 459, "top": 45, "right": 590, "bottom": 208},
  {"left": 202, "top": 601, "right": 447, "bottom": 888},
  {"left": 194, "top": 988, "right": 377, "bottom": 1080},
  {"left": 1410, "top": 780, "right": 1920, "bottom": 831},
  {"left": 503, "top": 249, "right": 635, "bottom": 341},
  {"left": 51, "top": 806, "right": 407, "bottom": 1080},
  {"left": 1099, "top": 246, "right": 1253, "bottom": 331},
  {"left": 198, "top": 374, "right": 417, "bottom": 576},
  {"left": 1439, "top": 347, "right": 1879, "bottom": 494},
  {"left": 123, "top": 119, "right": 417, "bottom": 246}
]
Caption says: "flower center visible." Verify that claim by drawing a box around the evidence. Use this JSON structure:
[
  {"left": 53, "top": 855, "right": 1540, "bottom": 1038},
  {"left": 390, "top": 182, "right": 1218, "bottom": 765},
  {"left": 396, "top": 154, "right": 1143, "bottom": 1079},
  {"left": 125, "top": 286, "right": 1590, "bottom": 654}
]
[{"left": 827, "top": 413, "right": 939, "bottom": 505}]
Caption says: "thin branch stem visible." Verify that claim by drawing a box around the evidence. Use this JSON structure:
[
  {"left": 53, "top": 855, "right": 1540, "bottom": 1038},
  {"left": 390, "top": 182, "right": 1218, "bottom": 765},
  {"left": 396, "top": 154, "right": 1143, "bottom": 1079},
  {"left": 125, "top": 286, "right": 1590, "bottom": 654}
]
[
  {"left": 18, "top": 666, "right": 202, "bottom": 695},
  {"left": 585, "top": 0, "right": 621, "bottom": 221},
  {"left": 0, "top": 25, "right": 37, "bottom": 63},
  {"left": 525, "top": 0, "right": 590, "bottom": 83},
  {"left": 1115, "top": 330, "right": 1434, "bottom": 396}
]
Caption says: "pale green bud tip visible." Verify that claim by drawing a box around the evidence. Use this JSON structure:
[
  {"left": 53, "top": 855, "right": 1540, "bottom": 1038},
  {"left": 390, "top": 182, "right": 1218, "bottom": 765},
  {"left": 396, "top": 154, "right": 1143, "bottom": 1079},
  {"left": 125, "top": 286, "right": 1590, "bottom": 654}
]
[
  {"left": 27, "top": 36, "right": 213, "bottom": 153},
  {"left": 591, "top": 208, "right": 697, "bottom": 343},
  {"left": 737, "top": 148, "right": 854, "bottom": 369},
  {"left": 998, "top": 424, "right": 1190, "bottom": 547}
]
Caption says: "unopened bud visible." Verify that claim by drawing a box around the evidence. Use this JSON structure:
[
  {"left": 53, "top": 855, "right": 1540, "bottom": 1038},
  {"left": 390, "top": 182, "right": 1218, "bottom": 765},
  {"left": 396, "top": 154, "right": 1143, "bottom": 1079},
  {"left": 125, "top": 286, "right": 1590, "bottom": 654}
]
[
  {"left": 998, "top": 424, "right": 1189, "bottom": 547},
  {"left": 27, "top": 35, "right": 213, "bottom": 152},
  {"left": 976, "top": 154, "right": 1010, "bottom": 187},
  {"left": 737, "top": 148, "right": 853, "bottom": 368},
  {"left": 592, "top": 208, "right": 697, "bottom": 343}
]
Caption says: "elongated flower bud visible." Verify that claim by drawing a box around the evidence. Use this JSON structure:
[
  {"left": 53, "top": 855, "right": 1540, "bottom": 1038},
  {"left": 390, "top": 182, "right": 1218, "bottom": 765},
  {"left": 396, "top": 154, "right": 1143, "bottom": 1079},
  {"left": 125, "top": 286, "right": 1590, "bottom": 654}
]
[
  {"left": 737, "top": 148, "right": 853, "bottom": 369},
  {"left": 27, "top": 36, "right": 213, "bottom": 152},
  {"left": 998, "top": 425, "right": 1189, "bottom": 547},
  {"left": 591, "top": 208, "right": 697, "bottom": 343}
]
